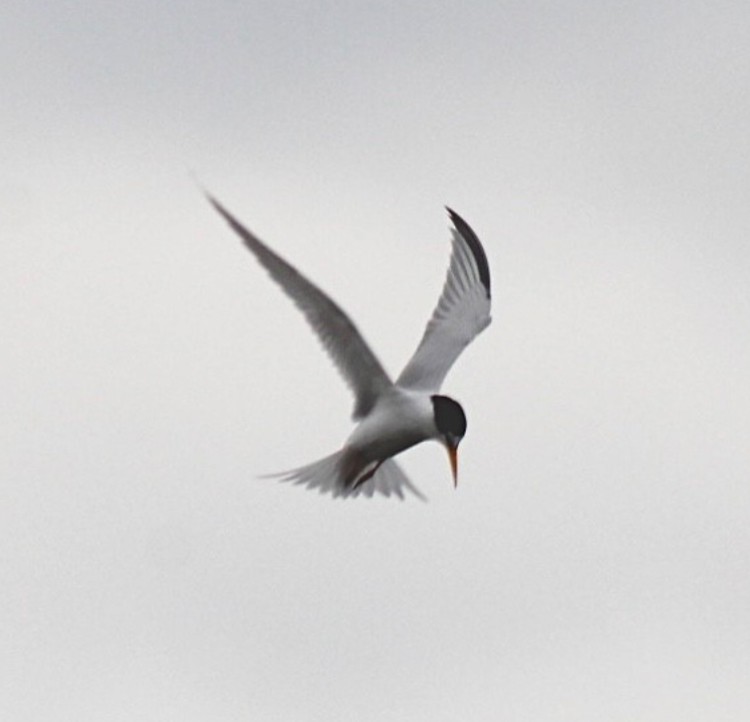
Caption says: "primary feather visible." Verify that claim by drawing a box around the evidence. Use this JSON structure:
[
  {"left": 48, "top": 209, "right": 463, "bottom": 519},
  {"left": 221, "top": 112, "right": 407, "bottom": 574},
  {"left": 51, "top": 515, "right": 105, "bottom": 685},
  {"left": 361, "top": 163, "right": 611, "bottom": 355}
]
[
  {"left": 207, "top": 194, "right": 393, "bottom": 419},
  {"left": 396, "top": 208, "right": 491, "bottom": 391}
]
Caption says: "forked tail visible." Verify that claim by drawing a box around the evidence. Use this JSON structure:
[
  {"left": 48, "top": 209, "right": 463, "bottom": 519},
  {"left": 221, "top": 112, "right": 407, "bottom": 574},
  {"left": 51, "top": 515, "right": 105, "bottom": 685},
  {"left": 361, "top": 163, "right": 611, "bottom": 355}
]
[{"left": 263, "top": 450, "right": 426, "bottom": 500}]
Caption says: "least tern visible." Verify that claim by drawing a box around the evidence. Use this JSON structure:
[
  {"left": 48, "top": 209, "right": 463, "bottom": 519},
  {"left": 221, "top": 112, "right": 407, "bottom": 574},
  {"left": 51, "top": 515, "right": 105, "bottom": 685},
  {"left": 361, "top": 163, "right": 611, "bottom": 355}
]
[{"left": 208, "top": 195, "right": 491, "bottom": 499}]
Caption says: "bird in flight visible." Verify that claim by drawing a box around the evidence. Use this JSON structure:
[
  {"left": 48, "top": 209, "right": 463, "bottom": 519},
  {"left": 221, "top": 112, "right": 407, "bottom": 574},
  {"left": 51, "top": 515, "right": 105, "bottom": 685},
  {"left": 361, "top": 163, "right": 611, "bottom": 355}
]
[{"left": 207, "top": 194, "right": 491, "bottom": 500}]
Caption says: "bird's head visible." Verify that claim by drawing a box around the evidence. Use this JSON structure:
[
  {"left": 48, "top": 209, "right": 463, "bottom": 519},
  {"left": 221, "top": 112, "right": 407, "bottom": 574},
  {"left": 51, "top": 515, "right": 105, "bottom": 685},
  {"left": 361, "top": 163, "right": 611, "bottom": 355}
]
[{"left": 431, "top": 395, "right": 467, "bottom": 488}]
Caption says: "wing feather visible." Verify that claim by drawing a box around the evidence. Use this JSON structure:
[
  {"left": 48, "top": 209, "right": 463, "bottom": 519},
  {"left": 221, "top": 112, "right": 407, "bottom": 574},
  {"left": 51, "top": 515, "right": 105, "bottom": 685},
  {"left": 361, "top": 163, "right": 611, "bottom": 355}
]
[
  {"left": 396, "top": 208, "right": 491, "bottom": 391},
  {"left": 208, "top": 194, "right": 393, "bottom": 419}
]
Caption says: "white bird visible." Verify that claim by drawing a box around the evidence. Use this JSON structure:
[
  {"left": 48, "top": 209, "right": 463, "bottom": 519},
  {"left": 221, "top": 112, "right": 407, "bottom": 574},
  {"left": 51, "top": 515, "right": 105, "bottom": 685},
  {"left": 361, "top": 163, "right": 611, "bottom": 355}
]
[{"left": 207, "top": 194, "right": 491, "bottom": 500}]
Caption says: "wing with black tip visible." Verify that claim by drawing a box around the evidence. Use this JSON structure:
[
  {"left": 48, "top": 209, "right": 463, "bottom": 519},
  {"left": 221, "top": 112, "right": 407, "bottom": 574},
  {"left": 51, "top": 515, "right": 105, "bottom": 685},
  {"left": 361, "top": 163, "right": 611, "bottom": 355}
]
[
  {"left": 207, "top": 194, "right": 393, "bottom": 419},
  {"left": 396, "top": 208, "right": 491, "bottom": 391}
]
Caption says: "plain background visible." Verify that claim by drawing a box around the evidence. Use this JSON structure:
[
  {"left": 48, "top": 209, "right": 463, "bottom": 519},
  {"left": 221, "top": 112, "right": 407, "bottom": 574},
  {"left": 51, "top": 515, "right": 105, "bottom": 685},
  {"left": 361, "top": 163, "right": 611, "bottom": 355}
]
[{"left": 2, "top": 2, "right": 749, "bottom": 719}]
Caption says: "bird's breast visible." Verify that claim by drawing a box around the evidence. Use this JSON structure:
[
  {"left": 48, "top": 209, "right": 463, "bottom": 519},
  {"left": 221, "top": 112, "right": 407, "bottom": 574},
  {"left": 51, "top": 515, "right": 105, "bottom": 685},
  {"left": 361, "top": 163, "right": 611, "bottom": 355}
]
[{"left": 344, "top": 390, "right": 435, "bottom": 462}]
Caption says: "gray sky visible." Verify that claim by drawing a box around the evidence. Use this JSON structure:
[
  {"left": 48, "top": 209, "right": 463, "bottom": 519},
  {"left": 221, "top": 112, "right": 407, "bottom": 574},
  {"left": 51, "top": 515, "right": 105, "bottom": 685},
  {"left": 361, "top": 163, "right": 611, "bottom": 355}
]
[{"left": 3, "top": 1, "right": 749, "bottom": 719}]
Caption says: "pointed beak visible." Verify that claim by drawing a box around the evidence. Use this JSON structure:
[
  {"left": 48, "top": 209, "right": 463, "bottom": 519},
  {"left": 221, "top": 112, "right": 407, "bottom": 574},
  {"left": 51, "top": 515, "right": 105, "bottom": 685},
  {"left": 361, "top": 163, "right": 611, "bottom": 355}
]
[{"left": 446, "top": 440, "right": 459, "bottom": 488}]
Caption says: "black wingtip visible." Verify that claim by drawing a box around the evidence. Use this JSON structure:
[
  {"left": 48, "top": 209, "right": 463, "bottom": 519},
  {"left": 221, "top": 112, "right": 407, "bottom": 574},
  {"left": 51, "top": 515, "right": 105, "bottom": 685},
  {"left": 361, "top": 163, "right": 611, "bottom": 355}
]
[
  {"left": 445, "top": 207, "right": 491, "bottom": 297},
  {"left": 202, "top": 188, "right": 225, "bottom": 216},
  {"left": 203, "top": 190, "right": 245, "bottom": 236},
  {"left": 191, "top": 174, "right": 226, "bottom": 219}
]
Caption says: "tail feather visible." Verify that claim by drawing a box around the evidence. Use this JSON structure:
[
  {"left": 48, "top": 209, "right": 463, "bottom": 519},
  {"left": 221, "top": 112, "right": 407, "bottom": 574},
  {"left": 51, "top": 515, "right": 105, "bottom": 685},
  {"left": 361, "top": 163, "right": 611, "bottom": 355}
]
[{"left": 264, "top": 451, "right": 426, "bottom": 501}]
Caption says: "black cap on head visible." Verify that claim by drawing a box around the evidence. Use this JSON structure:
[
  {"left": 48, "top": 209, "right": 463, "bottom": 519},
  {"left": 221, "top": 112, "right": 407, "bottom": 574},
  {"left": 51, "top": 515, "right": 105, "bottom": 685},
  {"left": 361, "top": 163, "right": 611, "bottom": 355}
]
[{"left": 431, "top": 395, "right": 467, "bottom": 440}]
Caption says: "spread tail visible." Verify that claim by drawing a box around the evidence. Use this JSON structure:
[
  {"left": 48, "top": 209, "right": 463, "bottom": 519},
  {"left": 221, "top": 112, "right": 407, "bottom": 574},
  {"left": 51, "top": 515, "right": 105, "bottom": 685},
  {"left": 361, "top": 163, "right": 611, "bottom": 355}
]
[{"left": 263, "top": 450, "right": 426, "bottom": 501}]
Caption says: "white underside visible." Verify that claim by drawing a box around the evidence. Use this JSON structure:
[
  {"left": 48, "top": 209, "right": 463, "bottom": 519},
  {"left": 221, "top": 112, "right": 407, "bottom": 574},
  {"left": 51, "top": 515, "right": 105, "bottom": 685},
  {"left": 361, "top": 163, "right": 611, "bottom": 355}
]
[{"left": 266, "top": 388, "right": 437, "bottom": 500}]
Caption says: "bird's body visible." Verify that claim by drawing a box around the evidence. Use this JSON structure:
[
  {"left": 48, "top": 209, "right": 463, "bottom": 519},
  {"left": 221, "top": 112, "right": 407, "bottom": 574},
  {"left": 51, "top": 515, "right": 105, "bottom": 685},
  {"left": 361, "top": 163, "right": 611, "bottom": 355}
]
[
  {"left": 208, "top": 194, "right": 492, "bottom": 500},
  {"left": 343, "top": 387, "right": 435, "bottom": 475}
]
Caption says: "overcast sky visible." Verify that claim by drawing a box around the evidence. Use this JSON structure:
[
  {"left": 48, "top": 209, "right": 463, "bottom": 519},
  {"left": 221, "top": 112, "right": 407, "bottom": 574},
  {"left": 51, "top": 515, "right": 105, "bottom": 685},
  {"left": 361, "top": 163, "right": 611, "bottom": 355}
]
[{"left": 2, "top": 1, "right": 750, "bottom": 720}]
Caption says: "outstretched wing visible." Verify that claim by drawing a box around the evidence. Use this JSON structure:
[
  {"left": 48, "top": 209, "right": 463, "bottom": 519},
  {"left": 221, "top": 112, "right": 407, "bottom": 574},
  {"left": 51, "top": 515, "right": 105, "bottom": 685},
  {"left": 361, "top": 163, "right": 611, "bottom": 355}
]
[
  {"left": 396, "top": 208, "right": 491, "bottom": 391},
  {"left": 208, "top": 194, "right": 393, "bottom": 419}
]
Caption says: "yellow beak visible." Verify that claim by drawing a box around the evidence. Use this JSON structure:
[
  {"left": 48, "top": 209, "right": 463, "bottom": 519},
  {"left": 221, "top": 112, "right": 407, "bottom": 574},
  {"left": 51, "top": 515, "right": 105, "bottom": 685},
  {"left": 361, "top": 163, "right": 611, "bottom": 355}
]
[{"left": 446, "top": 443, "right": 459, "bottom": 488}]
